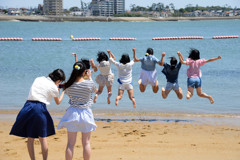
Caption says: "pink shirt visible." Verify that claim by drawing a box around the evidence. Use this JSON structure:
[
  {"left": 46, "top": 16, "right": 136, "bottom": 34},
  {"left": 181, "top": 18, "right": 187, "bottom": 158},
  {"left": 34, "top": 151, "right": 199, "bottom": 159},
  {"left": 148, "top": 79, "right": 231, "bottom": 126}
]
[{"left": 186, "top": 58, "right": 206, "bottom": 78}]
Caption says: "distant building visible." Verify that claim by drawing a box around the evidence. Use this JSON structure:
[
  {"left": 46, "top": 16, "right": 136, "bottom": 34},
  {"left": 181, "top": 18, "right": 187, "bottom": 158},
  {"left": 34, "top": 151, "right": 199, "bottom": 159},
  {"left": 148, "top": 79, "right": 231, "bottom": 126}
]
[
  {"left": 43, "top": 0, "right": 63, "bottom": 15},
  {"left": 91, "top": 0, "right": 125, "bottom": 16}
]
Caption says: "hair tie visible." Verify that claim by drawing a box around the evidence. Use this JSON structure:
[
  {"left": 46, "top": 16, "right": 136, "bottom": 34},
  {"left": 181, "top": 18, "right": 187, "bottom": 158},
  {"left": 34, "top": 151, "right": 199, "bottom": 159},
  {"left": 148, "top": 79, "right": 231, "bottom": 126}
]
[
  {"left": 145, "top": 53, "right": 149, "bottom": 56},
  {"left": 74, "top": 64, "right": 81, "bottom": 70}
]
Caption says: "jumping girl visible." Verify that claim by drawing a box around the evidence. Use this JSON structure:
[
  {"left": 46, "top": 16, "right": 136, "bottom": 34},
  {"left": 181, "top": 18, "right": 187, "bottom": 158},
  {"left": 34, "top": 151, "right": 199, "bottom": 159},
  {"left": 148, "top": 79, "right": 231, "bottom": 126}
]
[
  {"left": 90, "top": 51, "right": 114, "bottom": 104},
  {"left": 177, "top": 49, "right": 221, "bottom": 104}
]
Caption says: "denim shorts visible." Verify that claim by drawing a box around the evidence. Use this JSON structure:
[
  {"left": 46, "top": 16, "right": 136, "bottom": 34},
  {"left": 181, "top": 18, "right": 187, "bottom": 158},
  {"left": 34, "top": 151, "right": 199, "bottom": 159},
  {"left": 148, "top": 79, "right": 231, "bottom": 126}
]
[
  {"left": 165, "top": 82, "right": 179, "bottom": 91},
  {"left": 187, "top": 78, "right": 201, "bottom": 88}
]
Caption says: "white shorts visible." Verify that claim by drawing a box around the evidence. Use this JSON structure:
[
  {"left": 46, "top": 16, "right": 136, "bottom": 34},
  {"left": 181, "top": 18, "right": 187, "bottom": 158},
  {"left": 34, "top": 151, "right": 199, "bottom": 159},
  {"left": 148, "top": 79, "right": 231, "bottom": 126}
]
[
  {"left": 118, "top": 83, "right": 133, "bottom": 90},
  {"left": 139, "top": 69, "right": 158, "bottom": 86}
]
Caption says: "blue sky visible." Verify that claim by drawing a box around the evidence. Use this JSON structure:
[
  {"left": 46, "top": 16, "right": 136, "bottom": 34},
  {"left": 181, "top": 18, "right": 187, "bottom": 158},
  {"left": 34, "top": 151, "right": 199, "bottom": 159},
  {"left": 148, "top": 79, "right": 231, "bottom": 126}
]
[{"left": 0, "top": 0, "right": 239, "bottom": 9}]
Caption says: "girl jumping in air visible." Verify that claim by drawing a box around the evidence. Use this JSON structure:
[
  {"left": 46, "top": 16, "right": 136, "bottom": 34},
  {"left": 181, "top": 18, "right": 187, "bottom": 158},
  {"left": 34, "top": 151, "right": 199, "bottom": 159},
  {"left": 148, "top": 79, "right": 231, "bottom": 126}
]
[
  {"left": 10, "top": 69, "right": 66, "bottom": 160},
  {"left": 133, "top": 48, "right": 164, "bottom": 93},
  {"left": 57, "top": 61, "right": 97, "bottom": 160},
  {"left": 107, "top": 49, "right": 136, "bottom": 108},
  {"left": 90, "top": 51, "right": 114, "bottom": 104},
  {"left": 177, "top": 49, "right": 221, "bottom": 104},
  {"left": 161, "top": 52, "right": 183, "bottom": 99}
]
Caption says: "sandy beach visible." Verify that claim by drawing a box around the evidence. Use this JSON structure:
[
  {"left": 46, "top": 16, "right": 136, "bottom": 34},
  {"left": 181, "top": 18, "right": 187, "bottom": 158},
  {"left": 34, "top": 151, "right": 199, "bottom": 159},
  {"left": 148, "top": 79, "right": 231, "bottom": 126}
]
[
  {"left": 1, "top": 111, "right": 240, "bottom": 160},
  {"left": 0, "top": 15, "right": 240, "bottom": 22}
]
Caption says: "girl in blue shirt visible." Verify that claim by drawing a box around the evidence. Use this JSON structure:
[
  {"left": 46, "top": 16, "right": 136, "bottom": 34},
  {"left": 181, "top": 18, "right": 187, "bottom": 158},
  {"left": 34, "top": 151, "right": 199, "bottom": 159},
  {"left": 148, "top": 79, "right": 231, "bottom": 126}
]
[{"left": 133, "top": 48, "right": 164, "bottom": 93}]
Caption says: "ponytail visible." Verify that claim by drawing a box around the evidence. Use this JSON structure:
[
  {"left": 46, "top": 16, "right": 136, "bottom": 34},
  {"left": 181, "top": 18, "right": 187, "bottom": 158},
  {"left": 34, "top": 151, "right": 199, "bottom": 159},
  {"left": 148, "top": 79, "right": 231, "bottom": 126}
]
[{"left": 63, "top": 61, "right": 86, "bottom": 90}]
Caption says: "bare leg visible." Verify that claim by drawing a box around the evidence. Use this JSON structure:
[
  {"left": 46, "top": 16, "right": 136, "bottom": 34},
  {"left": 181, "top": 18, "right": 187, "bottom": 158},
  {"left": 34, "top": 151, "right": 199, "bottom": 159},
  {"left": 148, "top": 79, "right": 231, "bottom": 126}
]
[
  {"left": 138, "top": 79, "right": 147, "bottom": 92},
  {"left": 162, "top": 88, "right": 171, "bottom": 99},
  {"left": 39, "top": 137, "right": 48, "bottom": 160},
  {"left": 82, "top": 132, "right": 91, "bottom": 160},
  {"left": 196, "top": 87, "right": 214, "bottom": 104},
  {"left": 27, "top": 138, "right": 35, "bottom": 160},
  {"left": 106, "top": 85, "right": 112, "bottom": 104},
  {"left": 187, "top": 87, "right": 194, "bottom": 99},
  {"left": 66, "top": 132, "right": 77, "bottom": 160},
  {"left": 174, "top": 87, "right": 183, "bottom": 99},
  {"left": 115, "top": 89, "right": 124, "bottom": 106},
  {"left": 152, "top": 80, "right": 159, "bottom": 93},
  {"left": 127, "top": 89, "right": 136, "bottom": 108},
  {"left": 93, "top": 86, "right": 104, "bottom": 103}
]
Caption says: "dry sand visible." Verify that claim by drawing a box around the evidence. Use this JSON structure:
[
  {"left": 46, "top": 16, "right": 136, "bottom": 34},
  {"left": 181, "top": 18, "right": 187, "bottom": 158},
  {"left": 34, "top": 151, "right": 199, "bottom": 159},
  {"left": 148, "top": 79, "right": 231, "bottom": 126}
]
[{"left": 1, "top": 112, "right": 240, "bottom": 160}]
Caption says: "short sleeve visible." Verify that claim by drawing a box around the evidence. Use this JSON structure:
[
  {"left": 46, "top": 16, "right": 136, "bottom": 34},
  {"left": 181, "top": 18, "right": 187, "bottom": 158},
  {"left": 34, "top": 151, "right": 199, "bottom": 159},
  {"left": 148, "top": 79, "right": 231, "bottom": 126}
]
[
  {"left": 199, "top": 59, "right": 206, "bottom": 66},
  {"left": 186, "top": 58, "right": 191, "bottom": 65},
  {"left": 140, "top": 57, "right": 144, "bottom": 63},
  {"left": 153, "top": 56, "right": 160, "bottom": 63},
  {"left": 51, "top": 85, "right": 59, "bottom": 98},
  {"left": 129, "top": 60, "right": 134, "bottom": 66},
  {"left": 110, "top": 58, "right": 120, "bottom": 67},
  {"left": 177, "top": 62, "right": 182, "bottom": 69}
]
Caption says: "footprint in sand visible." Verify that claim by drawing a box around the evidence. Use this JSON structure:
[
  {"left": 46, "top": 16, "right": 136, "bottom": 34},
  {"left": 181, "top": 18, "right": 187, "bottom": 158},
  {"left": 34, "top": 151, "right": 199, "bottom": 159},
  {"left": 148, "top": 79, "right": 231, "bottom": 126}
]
[{"left": 103, "top": 126, "right": 111, "bottom": 128}]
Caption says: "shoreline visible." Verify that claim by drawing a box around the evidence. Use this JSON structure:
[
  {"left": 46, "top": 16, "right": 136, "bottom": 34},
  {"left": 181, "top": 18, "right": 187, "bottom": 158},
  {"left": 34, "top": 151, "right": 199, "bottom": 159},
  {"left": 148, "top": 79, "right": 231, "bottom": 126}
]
[
  {"left": 1, "top": 110, "right": 240, "bottom": 127},
  {"left": 0, "top": 15, "right": 240, "bottom": 22}
]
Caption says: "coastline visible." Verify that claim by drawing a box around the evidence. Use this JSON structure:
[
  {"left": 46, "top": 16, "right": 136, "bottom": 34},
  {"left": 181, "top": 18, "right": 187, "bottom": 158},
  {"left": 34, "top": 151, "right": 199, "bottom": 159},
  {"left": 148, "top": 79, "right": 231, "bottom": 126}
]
[{"left": 0, "top": 15, "right": 240, "bottom": 22}]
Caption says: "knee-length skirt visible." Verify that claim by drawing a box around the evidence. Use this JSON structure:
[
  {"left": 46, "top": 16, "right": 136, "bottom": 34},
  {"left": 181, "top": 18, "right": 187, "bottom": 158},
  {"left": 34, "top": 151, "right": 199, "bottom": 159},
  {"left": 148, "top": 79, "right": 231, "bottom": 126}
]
[{"left": 9, "top": 101, "right": 55, "bottom": 138}]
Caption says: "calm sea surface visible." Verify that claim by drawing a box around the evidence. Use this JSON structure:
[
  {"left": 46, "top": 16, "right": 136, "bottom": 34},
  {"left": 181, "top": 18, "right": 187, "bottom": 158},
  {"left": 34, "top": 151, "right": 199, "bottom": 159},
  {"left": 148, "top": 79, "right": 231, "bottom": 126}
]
[{"left": 0, "top": 20, "right": 240, "bottom": 115}]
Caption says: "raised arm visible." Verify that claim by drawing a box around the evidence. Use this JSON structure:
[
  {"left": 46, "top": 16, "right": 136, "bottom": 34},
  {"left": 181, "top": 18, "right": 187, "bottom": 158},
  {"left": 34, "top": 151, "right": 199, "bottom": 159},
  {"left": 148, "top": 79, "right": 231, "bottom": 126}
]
[
  {"left": 107, "top": 49, "right": 116, "bottom": 60},
  {"left": 90, "top": 59, "right": 98, "bottom": 72},
  {"left": 158, "top": 52, "right": 165, "bottom": 66},
  {"left": 205, "top": 56, "right": 221, "bottom": 63},
  {"left": 132, "top": 48, "right": 140, "bottom": 62},
  {"left": 177, "top": 51, "right": 187, "bottom": 65},
  {"left": 72, "top": 53, "right": 78, "bottom": 62}
]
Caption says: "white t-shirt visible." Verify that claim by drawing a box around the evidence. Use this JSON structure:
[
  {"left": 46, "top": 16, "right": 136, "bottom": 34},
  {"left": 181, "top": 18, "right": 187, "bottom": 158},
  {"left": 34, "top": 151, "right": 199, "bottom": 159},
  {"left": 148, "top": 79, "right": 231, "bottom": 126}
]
[
  {"left": 96, "top": 61, "right": 113, "bottom": 76},
  {"left": 27, "top": 76, "right": 59, "bottom": 105},
  {"left": 110, "top": 58, "right": 134, "bottom": 84}
]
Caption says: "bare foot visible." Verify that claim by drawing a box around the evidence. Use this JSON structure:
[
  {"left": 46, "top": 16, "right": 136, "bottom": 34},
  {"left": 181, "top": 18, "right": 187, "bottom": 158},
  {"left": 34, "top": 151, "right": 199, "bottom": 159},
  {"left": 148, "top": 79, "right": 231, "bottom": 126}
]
[
  {"left": 107, "top": 97, "right": 111, "bottom": 104},
  {"left": 115, "top": 98, "right": 119, "bottom": 106},
  {"left": 186, "top": 91, "right": 192, "bottom": 99},
  {"left": 162, "top": 87, "right": 166, "bottom": 98},
  {"left": 107, "top": 92, "right": 112, "bottom": 104},
  {"left": 132, "top": 98, "right": 136, "bottom": 108},
  {"left": 209, "top": 96, "right": 214, "bottom": 104},
  {"left": 138, "top": 79, "right": 142, "bottom": 85},
  {"left": 93, "top": 94, "right": 98, "bottom": 103}
]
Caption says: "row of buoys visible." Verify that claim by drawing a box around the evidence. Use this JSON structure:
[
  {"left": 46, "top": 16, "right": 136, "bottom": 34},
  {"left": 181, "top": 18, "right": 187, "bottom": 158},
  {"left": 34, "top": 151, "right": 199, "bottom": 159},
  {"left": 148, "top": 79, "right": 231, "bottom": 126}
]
[
  {"left": 72, "top": 38, "right": 101, "bottom": 41},
  {"left": 0, "top": 38, "right": 23, "bottom": 41},
  {"left": 109, "top": 38, "right": 137, "bottom": 40},
  {"left": 1, "top": 36, "right": 239, "bottom": 41},
  {"left": 212, "top": 35, "right": 239, "bottom": 39},
  {"left": 32, "top": 38, "right": 62, "bottom": 41},
  {"left": 152, "top": 36, "right": 204, "bottom": 40}
]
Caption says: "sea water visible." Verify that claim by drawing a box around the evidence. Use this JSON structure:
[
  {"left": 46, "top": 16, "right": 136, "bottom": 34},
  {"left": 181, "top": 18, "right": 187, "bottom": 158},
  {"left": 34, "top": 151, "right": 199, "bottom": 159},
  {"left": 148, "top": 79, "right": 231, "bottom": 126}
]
[{"left": 0, "top": 20, "right": 240, "bottom": 115}]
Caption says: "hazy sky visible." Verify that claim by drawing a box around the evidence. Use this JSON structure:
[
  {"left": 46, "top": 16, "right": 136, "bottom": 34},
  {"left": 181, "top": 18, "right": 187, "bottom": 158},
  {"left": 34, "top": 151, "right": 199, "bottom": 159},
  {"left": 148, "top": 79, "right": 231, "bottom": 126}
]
[{"left": 0, "top": 0, "right": 239, "bottom": 9}]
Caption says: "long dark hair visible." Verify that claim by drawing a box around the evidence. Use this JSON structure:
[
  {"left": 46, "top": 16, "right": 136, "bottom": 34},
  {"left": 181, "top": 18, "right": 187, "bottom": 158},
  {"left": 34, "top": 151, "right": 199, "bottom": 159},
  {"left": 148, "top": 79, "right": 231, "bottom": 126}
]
[
  {"left": 170, "top": 57, "right": 177, "bottom": 70},
  {"left": 63, "top": 61, "right": 86, "bottom": 90},
  {"left": 97, "top": 51, "right": 109, "bottom": 63},
  {"left": 48, "top": 69, "right": 65, "bottom": 82},
  {"left": 188, "top": 48, "right": 200, "bottom": 60},
  {"left": 119, "top": 54, "right": 130, "bottom": 64}
]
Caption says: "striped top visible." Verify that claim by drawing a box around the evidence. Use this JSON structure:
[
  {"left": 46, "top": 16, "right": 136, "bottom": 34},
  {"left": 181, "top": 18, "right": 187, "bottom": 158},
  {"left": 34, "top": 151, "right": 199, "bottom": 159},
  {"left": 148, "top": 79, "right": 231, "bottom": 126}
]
[{"left": 65, "top": 80, "right": 97, "bottom": 108}]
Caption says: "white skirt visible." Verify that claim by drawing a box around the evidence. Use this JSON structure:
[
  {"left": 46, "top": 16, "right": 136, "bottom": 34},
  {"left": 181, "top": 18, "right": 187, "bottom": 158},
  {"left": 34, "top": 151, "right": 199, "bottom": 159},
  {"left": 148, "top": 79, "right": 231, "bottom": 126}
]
[
  {"left": 57, "top": 106, "right": 97, "bottom": 133},
  {"left": 139, "top": 69, "right": 158, "bottom": 86}
]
